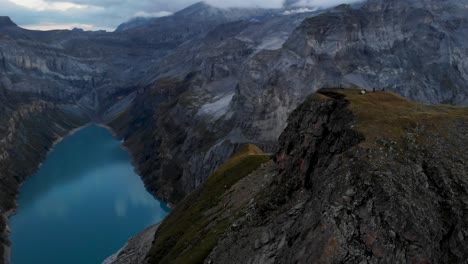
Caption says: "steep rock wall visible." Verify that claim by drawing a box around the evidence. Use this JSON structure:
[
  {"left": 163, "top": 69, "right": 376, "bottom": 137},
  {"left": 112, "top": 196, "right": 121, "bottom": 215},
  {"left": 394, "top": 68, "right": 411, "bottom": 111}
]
[{"left": 207, "top": 89, "right": 468, "bottom": 263}]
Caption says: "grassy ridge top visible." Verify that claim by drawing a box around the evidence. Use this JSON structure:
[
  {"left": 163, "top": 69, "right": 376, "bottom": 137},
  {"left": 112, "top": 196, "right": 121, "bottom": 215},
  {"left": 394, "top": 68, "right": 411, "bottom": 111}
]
[
  {"left": 230, "top": 144, "right": 264, "bottom": 159},
  {"left": 318, "top": 88, "right": 468, "bottom": 146},
  {"left": 147, "top": 144, "right": 270, "bottom": 264}
]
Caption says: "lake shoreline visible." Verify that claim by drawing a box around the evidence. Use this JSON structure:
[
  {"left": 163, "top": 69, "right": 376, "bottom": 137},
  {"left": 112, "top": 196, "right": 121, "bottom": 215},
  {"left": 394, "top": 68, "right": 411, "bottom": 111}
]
[
  {"left": 6, "top": 125, "right": 169, "bottom": 264},
  {"left": 2, "top": 123, "right": 91, "bottom": 264},
  {"left": 95, "top": 123, "right": 174, "bottom": 209}
]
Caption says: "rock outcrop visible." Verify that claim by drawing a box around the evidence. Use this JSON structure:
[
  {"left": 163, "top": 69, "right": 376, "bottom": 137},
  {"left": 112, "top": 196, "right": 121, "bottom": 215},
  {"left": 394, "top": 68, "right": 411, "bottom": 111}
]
[
  {"left": 103, "top": 224, "right": 160, "bottom": 264},
  {"left": 209, "top": 89, "right": 468, "bottom": 263}
]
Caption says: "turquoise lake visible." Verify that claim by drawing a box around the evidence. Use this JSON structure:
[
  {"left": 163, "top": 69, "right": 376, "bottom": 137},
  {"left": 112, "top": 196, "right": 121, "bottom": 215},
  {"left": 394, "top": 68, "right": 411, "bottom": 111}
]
[{"left": 9, "top": 125, "right": 169, "bottom": 264}]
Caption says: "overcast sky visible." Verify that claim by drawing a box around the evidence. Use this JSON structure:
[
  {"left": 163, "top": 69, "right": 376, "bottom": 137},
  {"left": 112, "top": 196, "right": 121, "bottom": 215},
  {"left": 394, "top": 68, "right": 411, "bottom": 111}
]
[{"left": 1, "top": 0, "right": 363, "bottom": 31}]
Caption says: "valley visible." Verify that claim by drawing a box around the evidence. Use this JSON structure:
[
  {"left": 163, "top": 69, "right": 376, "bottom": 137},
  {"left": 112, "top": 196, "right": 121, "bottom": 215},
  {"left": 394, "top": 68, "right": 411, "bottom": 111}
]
[
  {"left": 0, "top": 0, "right": 468, "bottom": 263},
  {"left": 9, "top": 126, "right": 169, "bottom": 264}
]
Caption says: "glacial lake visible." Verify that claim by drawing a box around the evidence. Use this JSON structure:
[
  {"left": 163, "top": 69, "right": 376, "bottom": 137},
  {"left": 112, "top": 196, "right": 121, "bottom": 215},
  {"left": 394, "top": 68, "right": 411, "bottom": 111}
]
[{"left": 9, "top": 125, "right": 169, "bottom": 264}]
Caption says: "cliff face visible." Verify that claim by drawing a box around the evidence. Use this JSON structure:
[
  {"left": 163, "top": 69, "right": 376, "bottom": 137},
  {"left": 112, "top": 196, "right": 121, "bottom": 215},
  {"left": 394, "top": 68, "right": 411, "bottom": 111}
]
[
  {"left": 108, "top": 0, "right": 468, "bottom": 205},
  {"left": 141, "top": 89, "right": 468, "bottom": 264},
  {"left": 225, "top": 0, "right": 468, "bottom": 157},
  {"left": 276, "top": 0, "right": 468, "bottom": 105},
  {"left": 104, "top": 9, "right": 323, "bottom": 203}
]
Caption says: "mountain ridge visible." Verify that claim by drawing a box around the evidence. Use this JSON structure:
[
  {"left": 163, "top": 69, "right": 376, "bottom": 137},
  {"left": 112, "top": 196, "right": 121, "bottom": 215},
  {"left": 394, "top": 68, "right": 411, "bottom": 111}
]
[
  {"left": 205, "top": 88, "right": 468, "bottom": 263},
  {"left": 115, "top": 1, "right": 278, "bottom": 32},
  {"left": 112, "top": 88, "right": 468, "bottom": 263}
]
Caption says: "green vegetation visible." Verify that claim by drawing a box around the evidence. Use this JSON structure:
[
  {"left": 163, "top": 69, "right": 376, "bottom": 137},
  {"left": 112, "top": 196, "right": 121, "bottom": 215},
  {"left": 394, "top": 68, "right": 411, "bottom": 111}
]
[
  {"left": 147, "top": 144, "right": 271, "bottom": 264},
  {"left": 319, "top": 88, "right": 468, "bottom": 147}
]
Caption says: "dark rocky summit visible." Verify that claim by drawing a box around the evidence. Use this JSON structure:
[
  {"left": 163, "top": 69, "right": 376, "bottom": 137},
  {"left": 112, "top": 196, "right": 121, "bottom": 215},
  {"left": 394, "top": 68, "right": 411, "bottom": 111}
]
[{"left": 212, "top": 89, "right": 468, "bottom": 264}]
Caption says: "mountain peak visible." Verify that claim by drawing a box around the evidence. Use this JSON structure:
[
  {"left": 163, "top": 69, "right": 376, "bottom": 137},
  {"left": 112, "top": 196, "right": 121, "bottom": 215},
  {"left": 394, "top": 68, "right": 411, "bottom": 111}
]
[
  {"left": 187, "top": 1, "right": 212, "bottom": 9},
  {"left": 175, "top": 1, "right": 218, "bottom": 17},
  {"left": 0, "top": 16, "right": 17, "bottom": 28},
  {"left": 116, "top": 1, "right": 216, "bottom": 31}
]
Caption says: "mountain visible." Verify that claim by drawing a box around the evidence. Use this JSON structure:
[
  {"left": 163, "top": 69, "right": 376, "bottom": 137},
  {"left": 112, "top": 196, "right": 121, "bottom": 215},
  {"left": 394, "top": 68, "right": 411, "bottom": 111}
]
[
  {"left": 116, "top": 1, "right": 278, "bottom": 32},
  {"left": 0, "top": 4, "right": 319, "bottom": 262},
  {"left": 105, "top": 8, "right": 323, "bottom": 205},
  {"left": 205, "top": 88, "right": 468, "bottom": 263},
  {"left": 106, "top": 0, "right": 468, "bottom": 207},
  {"left": 0, "top": 0, "right": 468, "bottom": 262},
  {"left": 115, "top": 17, "right": 154, "bottom": 32},
  {"left": 108, "top": 88, "right": 468, "bottom": 263}
]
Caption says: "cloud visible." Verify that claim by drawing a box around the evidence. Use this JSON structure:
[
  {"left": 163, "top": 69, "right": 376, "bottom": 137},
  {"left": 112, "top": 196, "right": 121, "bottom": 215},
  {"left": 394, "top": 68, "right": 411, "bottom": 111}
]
[
  {"left": 205, "top": 0, "right": 283, "bottom": 8},
  {"left": 2, "top": 0, "right": 364, "bottom": 31},
  {"left": 22, "top": 23, "right": 113, "bottom": 31},
  {"left": 285, "top": 0, "right": 363, "bottom": 8},
  {"left": 134, "top": 11, "right": 173, "bottom": 18},
  {"left": 9, "top": 0, "right": 93, "bottom": 11},
  {"left": 283, "top": 7, "right": 317, "bottom": 15}
]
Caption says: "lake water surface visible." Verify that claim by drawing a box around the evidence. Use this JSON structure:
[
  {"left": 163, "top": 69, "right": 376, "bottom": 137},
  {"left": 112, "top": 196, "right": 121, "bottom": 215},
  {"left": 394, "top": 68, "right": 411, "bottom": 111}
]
[{"left": 9, "top": 125, "right": 169, "bottom": 264}]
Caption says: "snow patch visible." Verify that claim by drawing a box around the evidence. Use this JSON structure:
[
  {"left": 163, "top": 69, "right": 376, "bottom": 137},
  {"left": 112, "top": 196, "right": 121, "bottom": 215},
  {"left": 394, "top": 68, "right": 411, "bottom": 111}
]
[
  {"left": 257, "top": 33, "right": 290, "bottom": 50},
  {"left": 198, "top": 93, "right": 235, "bottom": 120},
  {"left": 283, "top": 7, "right": 317, "bottom": 15},
  {"left": 235, "top": 36, "right": 255, "bottom": 44}
]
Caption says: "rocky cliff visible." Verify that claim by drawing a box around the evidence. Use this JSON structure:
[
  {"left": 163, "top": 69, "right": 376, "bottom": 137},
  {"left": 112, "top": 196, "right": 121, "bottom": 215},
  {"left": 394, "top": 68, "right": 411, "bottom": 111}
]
[
  {"left": 138, "top": 88, "right": 468, "bottom": 264},
  {"left": 0, "top": 3, "right": 319, "bottom": 262},
  {"left": 104, "top": 8, "right": 323, "bottom": 204},
  {"left": 220, "top": 0, "right": 468, "bottom": 162}
]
